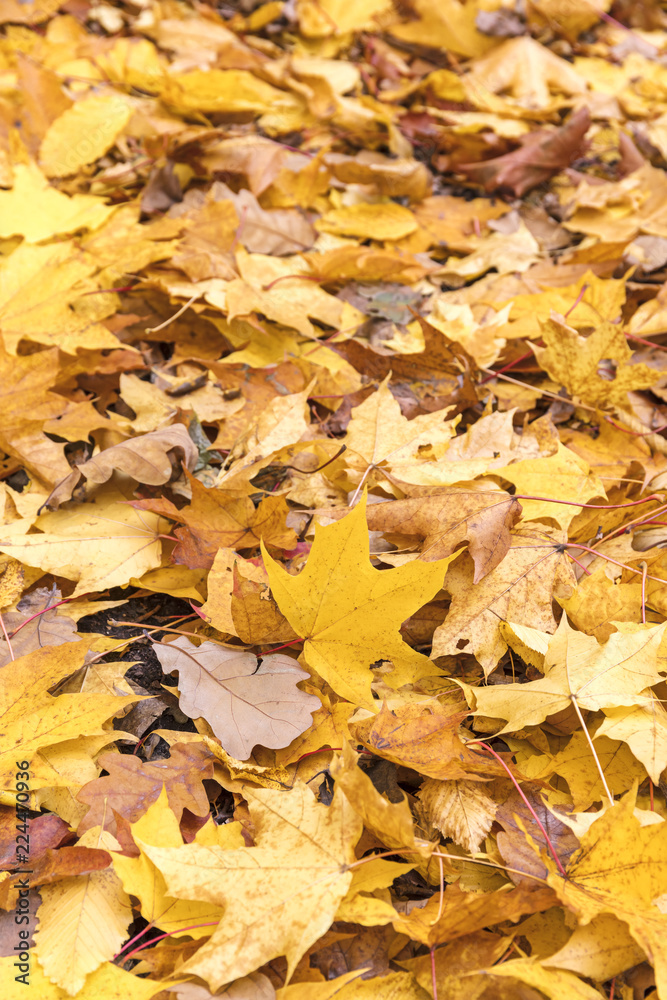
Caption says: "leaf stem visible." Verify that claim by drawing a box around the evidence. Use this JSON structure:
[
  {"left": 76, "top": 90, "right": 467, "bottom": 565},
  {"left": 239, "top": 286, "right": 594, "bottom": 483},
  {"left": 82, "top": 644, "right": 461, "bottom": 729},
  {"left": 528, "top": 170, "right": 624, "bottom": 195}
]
[{"left": 468, "top": 742, "right": 567, "bottom": 877}]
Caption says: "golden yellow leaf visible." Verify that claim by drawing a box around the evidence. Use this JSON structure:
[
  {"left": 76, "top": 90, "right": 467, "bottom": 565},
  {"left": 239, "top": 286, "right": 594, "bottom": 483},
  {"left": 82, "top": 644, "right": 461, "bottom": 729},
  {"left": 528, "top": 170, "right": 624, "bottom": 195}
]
[
  {"left": 317, "top": 203, "right": 418, "bottom": 241},
  {"left": 0, "top": 162, "right": 114, "bottom": 243},
  {"left": 461, "top": 616, "right": 667, "bottom": 734},
  {"left": 0, "top": 493, "right": 167, "bottom": 597},
  {"left": 480, "top": 958, "right": 603, "bottom": 999},
  {"left": 495, "top": 443, "right": 606, "bottom": 530},
  {"left": 142, "top": 783, "right": 362, "bottom": 991},
  {"left": 0, "top": 641, "right": 140, "bottom": 784},
  {"left": 330, "top": 742, "right": 429, "bottom": 855},
  {"left": 34, "top": 827, "right": 133, "bottom": 995},
  {"left": 0, "top": 956, "right": 169, "bottom": 1000},
  {"left": 0, "top": 242, "right": 120, "bottom": 354},
  {"left": 112, "top": 787, "right": 227, "bottom": 939},
  {"left": 432, "top": 524, "right": 573, "bottom": 675},
  {"left": 262, "top": 495, "right": 451, "bottom": 707},
  {"left": 39, "top": 95, "right": 132, "bottom": 177},
  {"left": 162, "top": 70, "right": 302, "bottom": 116},
  {"left": 596, "top": 695, "right": 667, "bottom": 784},
  {"left": 534, "top": 314, "right": 661, "bottom": 409},
  {"left": 544, "top": 913, "right": 645, "bottom": 981},
  {"left": 547, "top": 791, "right": 667, "bottom": 996}
]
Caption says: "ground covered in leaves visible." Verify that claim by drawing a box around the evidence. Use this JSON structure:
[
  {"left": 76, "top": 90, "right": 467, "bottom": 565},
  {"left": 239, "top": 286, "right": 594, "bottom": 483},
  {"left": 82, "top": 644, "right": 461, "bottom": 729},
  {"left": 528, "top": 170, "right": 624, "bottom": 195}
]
[{"left": 6, "top": 0, "right": 667, "bottom": 998}]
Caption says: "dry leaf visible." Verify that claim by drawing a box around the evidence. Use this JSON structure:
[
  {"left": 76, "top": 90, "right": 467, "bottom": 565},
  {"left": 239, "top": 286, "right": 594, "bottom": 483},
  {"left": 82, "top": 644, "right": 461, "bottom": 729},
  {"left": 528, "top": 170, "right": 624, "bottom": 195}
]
[{"left": 154, "top": 637, "right": 320, "bottom": 760}]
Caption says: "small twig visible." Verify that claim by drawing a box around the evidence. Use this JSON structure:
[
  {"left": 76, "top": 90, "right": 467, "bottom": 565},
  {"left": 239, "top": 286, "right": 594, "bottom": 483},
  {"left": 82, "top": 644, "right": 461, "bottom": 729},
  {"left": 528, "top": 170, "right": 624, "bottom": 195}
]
[
  {"left": 145, "top": 293, "right": 199, "bottom": 334},
  {"left": 640, "top": 560, "right": 648, "bottom": 624},
  {"left": 468, "top": 742, "right": 567, "bottom": 877},
  {"left": 0, "top": 613, "right": 14, "bottom": 660}
]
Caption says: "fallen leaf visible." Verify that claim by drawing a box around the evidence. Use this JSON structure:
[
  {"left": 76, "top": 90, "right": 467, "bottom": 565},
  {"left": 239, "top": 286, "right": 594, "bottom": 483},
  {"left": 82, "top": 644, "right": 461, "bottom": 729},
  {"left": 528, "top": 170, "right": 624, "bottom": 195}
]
[
  {"left": 141, "top": 784, "right": 362, "bottom": 991},
  {"left": 263, "top": 495, "right": 452, "bottom": 708},
  {"left": 154, "top": 637, "right": 320, "bottom": 760}
]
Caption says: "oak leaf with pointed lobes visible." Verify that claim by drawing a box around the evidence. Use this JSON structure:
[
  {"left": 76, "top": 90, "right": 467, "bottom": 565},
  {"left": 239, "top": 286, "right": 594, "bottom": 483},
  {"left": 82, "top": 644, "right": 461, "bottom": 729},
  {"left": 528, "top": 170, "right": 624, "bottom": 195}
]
[
  {"left": 350, "top": 700, "right": 503, "bottom": 782},
  {"left": 132, "top": 472, "right": 296, "bottom": 570},
  {"left": 459, "top": 617, "right": 667, "bottom": 734},
  {"left": 262, "top": 495, "right": 453, "bottom": 708},
  {"left": 360, "top": 484, "right": 521, "bottom": 582},
  {"left": 77, "top": 742, "right": 214, "bottom": 836},
  {"left": 534, "top": 314, "right": 661, "bottom": 409},
  {"left": 494, "top": 443, "right": 606, "bottom": 531},
  {"left": 545, "top": 790, "right": 667, "bottom": 998},
  {"left": 0, "top": 492, "right": 167, "bottom": 597},
  {"left": 34, "top": 826, "right": 132, "bottom": 995},
  {"left": 154, "top": 637, "right": 320, "bottom": 760},
  {"left": 141, "top": 783, "right": 362, "bottom": 991},
  {"left": 112, "top": 788, "right": 235, "bottom": 941},
  {"left": 432, "top": 523, "right": 575, "bottom": 675}
]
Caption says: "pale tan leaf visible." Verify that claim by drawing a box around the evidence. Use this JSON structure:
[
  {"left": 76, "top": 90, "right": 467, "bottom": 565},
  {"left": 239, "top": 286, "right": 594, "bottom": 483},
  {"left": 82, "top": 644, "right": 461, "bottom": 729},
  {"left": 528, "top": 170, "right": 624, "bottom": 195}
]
[{"left": 154, "top": 636, "right": 320, "bottom": 760}]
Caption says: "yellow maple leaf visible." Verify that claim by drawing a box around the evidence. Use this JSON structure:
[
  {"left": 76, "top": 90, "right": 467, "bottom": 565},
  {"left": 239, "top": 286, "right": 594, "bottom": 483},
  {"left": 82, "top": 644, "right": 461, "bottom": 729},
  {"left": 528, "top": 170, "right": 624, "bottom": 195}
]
[
  {"left": 0, "top": 642, "right": 140, "bottom": 784},
  {"left": 0, "top": 492, "right": 167, "bottom": 597},
  {"left": 460, "top": 617, "right": 667, "bottom": 733},
  {"left": 262, "top": 494, "right": 452, "bottom": 708},
  {"left": 34, "top": 827, "right": 133, "bottom": 994},
  {"left": 534, "top": 313, "right": 661, "bottom": 409},
  {"left": 141, "top": 783, "right": 362, "bottom": 991}
]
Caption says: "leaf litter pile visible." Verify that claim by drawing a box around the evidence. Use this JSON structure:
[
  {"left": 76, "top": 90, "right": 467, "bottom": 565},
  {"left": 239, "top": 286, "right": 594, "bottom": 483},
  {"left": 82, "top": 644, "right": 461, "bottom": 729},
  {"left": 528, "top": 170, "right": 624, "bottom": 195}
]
[{"left": 10, "top": 0, "right": 667, "bottom": 998}]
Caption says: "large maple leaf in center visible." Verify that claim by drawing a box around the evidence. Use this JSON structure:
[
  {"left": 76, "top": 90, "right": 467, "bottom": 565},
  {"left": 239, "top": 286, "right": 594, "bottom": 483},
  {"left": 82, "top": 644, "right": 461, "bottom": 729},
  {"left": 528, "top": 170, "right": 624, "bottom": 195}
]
[{"left": 262, "top": 494, "right": 451, "bottom": 708}]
